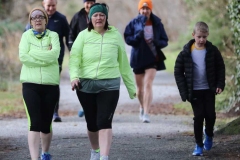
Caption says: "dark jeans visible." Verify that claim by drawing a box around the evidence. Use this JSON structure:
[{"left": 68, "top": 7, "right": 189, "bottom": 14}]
[
  {"left": 191, "top": 89, "right": 216, "bottom": 147},
  {"left": 76, "top": 90, "right": 119, "bottom": 132}
]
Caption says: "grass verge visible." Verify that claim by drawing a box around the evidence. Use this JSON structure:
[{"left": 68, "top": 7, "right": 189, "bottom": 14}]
[
  {"left": 0, "top": 82, "right": 25, "bottom": 118},
  {"left": 162, "top": 42, "right": 180, "bottom": 73}
]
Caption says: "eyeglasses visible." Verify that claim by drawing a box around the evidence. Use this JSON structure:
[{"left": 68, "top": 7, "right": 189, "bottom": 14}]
[{"left": 31, "top": 16, "right": 46, "bottom": 21}]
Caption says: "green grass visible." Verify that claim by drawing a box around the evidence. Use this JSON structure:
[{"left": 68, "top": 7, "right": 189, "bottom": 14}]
[
  {"left": 163, "top": 42, "right": 182, "bottom": 73},
  {"left": 164, "top": 50, "right": 178, "bottom": 73},
  {"left": 174, "top": 102, "right": 192, "bottom": 113},
  {"left": 215, "top": 117, "right": 237, "bottom": 131},
  {"left": 0, "top": 83, "right": 24, "bottom": 116}
]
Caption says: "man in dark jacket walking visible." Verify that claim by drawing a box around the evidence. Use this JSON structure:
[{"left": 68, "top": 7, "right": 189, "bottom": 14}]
[
  {"left": 68, "top": 0, "right": 95, "bottom": 117},
  {"left": 25, "top": 0, "right": 70, "bottom": 122},
  {"left": 174, "top": 22, "right": 225, "bottom": 156}
]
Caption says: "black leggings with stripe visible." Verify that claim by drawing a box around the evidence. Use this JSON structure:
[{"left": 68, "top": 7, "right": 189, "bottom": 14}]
[
  {"left": 76, "top": 90, "right": 119, "bottom": 132},
  {"left": 22, "top": 83, "right": 59, "bottom": 134}
]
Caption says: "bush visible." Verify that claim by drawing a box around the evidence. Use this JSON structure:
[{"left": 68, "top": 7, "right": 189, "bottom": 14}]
[
  {"left": 227, "top": 0, "right": 240, "bottom": 113},
  {"left": 180, "top": 0, "right": 232, "bottom": 52},
  {"left": 0, "top": 21, "right": 23, "bottom": 85},
  {"left": 177, "top": 0, "right": 234, "bottom": 111},
  {"left": 0, "top": 19, "right": 24, "bottom": 36}
]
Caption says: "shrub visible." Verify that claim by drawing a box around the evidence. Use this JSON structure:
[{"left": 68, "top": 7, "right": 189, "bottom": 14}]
[
  {"left": 0, "top": 23, "right": 23, "bottom": 87},
  {"left": 227, "top": 0, "right": 240, "bottom": 112}
]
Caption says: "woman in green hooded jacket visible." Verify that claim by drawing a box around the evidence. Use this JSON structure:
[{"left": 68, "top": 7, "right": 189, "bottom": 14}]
[
  {"left": 19, "top": 7, "right": 60, "bottom": 160},
  {"left": 69, "top": 3, "right": 136, "bottom": 160}
]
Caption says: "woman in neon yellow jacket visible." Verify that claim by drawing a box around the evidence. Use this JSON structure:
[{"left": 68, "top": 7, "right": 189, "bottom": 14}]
[
  {"left": 69, "top": 3, "right": 136, "bottom": 160},
  {"left": 18, "top": 7, "right": 60, "bottom": 160}
]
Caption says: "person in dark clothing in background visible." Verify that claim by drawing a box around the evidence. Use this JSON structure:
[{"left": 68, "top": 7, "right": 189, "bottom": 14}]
[
  {"left": 174, "top": 21, "right": 225, "bottom": 156},
  {"left": 68, "top": 0, "right": 96, "bottom": 118},
  {"left": 25, "top": 0, "right": 70, "bottom": 122}
]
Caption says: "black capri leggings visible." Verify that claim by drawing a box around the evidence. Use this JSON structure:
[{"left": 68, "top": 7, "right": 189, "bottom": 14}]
[
  {"left": 76, "top": 90, "right": 119, "bottom": 132},
  {"left": 22, "top": 83, "right": 59, "bottom": 134}
]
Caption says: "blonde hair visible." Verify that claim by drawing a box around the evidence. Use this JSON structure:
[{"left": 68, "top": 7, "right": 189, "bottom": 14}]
[{"left": 193, "top": 21, "right": 209, "bottom": 33}]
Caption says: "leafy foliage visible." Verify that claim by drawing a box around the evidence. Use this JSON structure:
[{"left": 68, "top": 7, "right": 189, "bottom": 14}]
[
  {"left": 227, "top": 0, "right": 240, "bottom": 111},
  {"left": 182, "top": 0, "right": 232, "bottom": 51},
  {"left": 181, "top": 0, "right": 234, "bottom": 111},
  {"left": 0, "top": 23, "right": 23, "bottom": 86},
  {"left": 0, "top": 19, "right": 23, "bottom": 36}
]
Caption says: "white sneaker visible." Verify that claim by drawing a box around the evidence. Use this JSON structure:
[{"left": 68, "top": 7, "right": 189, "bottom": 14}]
[
  {"left": 90, "top": 149, "right": 100, "bottom": 160},
  {"left": 100, "top": 156, "right": 108, "bottom": 160},
  {"left": 139, "top": 107, "right": 144, "bottom": 120},
  {"left": 142, "top": 114, "right": 150, "bottom": 123}
]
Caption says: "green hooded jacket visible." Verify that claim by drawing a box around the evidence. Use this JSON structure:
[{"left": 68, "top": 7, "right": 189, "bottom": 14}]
[
  {"left": 19, "top": 29, "right": 60, "bottom": 85},
  {"left": 69, "top": 26, "right": 136, "bottom": 99}
]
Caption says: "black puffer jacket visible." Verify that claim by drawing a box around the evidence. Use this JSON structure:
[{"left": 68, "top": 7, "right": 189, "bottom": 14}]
[
  {"left": 69, "top": 8, "right": 88, "bottom": 50},
  {"left": 174, "top": 39, "right": 225, "bottom": 102}
]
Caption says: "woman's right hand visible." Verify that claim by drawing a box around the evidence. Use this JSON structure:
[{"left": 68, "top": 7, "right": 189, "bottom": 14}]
[
  {"left": 136, "top": 30, "right": 144, "bottom": 39},
  {"left": 71, "top": 79, "right": 79, "bottom": 91}
]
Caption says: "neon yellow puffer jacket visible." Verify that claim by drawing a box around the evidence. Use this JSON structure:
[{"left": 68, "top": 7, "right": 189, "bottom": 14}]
[
  {"left": 19, "top": 29, "right": 60, "bottom": 85},
  {"left": 69, "top": 26, "right": 136, "bottom": 99}
]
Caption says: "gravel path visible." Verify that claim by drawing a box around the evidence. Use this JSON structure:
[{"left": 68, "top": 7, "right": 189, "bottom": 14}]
[
  {"left": 1, "top": 113, "right": 239, "bottom": 160},
  {"left": 1, "top": 56, "right": 239, "bottom": 159},
  {"left": 1, "top": 113, "right": 195, "bottom": 160}
]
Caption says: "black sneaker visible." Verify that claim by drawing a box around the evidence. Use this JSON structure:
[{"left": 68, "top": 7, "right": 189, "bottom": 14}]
[{"left": 53, "top": 113, "right": 62, "bottom": 122}]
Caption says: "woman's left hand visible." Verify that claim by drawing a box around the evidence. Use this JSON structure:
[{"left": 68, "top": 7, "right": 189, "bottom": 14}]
[
  {"left": 71, "top": 79, "right": 79, "bottom": 91},
  {"left": 216, "top": 88, "right": 222, "bottom": 95}
]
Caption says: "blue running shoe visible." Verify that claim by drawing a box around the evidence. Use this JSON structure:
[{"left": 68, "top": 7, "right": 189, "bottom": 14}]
[
  {"left": 78, "top": 110, "right": 85, "bottom": 117},
  {"left": 192, "top": 145, "right": 203, "bottom": 156},
  {"left": 41, "top": 153, "right": 51, "bottom": 160},
  {"left": 203, "top": 129, "right": 213, "bottom": 150}
]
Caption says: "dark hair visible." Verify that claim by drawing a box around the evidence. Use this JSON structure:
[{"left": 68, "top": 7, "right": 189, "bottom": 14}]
[{"left": 87, "top": 3, "right": 110, "bottom": 31}]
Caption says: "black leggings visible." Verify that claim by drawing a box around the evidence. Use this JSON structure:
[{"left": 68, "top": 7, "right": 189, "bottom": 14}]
[
  {"left": 76, "top": 90, "right": 119, "bottom": 132},
  {"left": 22, "top": 83, "right": 59, "bottom": 133},
  {"left": 191, "top": 89, "right": 216, "bottom": 147}
]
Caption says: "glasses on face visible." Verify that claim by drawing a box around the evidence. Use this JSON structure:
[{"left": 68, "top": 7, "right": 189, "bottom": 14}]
[{"left": 31, "top": 16, "right": 46, "bottom": 21}]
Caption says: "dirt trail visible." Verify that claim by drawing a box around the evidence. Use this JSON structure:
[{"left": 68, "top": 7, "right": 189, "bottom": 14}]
[{"left": 0, "top": 61, "right": 239, "bottom": 159}]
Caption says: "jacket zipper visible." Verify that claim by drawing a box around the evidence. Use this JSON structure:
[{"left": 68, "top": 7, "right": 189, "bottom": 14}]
[{"left": 95, "top": 34, "right": 104, "bottom": 79}]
